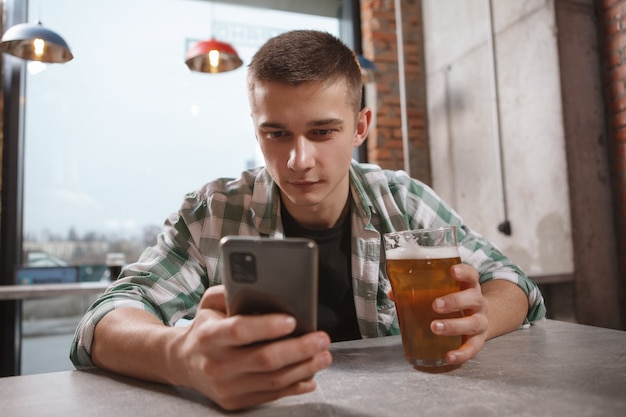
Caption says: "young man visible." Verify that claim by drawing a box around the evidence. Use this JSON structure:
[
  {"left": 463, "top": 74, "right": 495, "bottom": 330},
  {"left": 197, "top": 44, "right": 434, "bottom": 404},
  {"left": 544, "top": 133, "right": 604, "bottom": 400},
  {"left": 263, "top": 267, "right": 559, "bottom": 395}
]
[{"left": 71, "top": 30, "right": 545, "bottom": 411}]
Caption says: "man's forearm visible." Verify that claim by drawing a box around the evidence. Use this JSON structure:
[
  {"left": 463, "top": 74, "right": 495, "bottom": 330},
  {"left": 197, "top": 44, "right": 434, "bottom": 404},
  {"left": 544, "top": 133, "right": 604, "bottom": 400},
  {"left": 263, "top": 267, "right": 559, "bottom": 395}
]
[
  {"left": 481, "top": 279, "right": 529, "bottom": 340},
  {"left": 91, "top": 308, "right": 184, "bottom": 386}
]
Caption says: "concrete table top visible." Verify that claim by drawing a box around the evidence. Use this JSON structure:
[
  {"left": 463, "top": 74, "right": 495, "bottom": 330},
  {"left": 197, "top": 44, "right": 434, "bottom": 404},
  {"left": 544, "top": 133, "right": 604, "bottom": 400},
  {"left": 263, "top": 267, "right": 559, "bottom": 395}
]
[{"left": 1, "top": 319, "right": 624, "bottom": 416}]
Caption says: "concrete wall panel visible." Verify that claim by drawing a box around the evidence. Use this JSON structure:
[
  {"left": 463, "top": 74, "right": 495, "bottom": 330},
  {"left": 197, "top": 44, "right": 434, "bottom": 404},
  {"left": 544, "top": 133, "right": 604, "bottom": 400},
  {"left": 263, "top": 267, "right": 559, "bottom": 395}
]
[{"left": 424, "top": 0, "right": 574, "bottom": 276}]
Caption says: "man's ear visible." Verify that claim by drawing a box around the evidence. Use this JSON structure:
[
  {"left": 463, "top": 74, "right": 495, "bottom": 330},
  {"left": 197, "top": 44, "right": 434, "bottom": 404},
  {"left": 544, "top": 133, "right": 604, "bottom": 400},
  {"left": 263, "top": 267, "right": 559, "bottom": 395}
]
[{"left": 354, "top": 106, "right": 372, "bottom": 147}]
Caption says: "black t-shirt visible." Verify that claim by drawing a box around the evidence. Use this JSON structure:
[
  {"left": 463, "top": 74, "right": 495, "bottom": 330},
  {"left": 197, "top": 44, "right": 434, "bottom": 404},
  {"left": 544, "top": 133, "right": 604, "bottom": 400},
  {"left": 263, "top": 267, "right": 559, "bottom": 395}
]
[{"left": 281, "top": 202, "right": 361, "bottom": 342}]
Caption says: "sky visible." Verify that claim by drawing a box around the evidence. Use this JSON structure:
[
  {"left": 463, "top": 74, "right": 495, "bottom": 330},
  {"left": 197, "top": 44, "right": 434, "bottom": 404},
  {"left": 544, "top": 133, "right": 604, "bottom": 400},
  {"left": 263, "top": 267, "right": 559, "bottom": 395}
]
[{"left": 22, "top": 0, "right": 339, "bottom": 239}]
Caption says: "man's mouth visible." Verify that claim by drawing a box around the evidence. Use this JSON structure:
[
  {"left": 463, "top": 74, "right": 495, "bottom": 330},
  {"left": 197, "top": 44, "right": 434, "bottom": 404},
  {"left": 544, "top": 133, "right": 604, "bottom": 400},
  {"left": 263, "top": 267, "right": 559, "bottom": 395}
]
[{"left": 288, "top": 180, "right": 319, "bottom": 188}]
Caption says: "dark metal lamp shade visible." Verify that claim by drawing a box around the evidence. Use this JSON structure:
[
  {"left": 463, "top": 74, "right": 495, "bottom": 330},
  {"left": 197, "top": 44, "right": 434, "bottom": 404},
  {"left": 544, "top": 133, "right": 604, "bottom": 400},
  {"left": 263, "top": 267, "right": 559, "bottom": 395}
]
[
  {"left": 357, "top": 55, "right": 377, "bottom": 84},
  {"left": 0, "top": 22, "right": 73, "bottom": 63}
]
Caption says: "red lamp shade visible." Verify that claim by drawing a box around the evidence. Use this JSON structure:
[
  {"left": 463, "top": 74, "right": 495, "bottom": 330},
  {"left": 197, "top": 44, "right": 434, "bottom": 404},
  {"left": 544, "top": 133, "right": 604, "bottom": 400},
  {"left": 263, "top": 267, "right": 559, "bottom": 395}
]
[{"left": 185, "top": 38, "right": 242, "bottom": 74}]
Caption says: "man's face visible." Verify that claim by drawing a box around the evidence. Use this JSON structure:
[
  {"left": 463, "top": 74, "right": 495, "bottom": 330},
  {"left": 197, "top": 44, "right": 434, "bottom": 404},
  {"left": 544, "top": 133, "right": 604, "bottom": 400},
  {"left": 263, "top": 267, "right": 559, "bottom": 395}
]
[{"left": 249, "top": 81, "right": 369, "bottom": 226}]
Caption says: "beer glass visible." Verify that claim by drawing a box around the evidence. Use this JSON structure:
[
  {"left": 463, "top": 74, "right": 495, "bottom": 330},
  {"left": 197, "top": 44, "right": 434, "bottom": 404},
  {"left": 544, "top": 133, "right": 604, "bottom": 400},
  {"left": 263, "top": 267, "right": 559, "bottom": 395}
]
[{"left": 384, "top": 226, "right": 463, "bottom": 368}]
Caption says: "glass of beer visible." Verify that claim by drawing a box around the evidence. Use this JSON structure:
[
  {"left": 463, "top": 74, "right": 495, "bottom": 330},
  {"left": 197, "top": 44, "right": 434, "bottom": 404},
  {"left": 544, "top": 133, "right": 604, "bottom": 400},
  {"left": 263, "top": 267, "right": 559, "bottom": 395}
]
[{"left": 384, "top": 226, "right": 463, "bottom": 368}]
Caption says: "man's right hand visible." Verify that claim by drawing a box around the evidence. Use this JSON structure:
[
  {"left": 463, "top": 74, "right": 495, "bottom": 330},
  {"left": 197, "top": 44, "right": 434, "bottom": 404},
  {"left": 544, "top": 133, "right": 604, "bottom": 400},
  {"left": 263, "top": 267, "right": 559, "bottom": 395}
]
[
  {"left": 92, "top": 285, "right": 332, "bottom": 411},
  {"left": 169, "top": 285, "right": 332, "bottom": 410}
]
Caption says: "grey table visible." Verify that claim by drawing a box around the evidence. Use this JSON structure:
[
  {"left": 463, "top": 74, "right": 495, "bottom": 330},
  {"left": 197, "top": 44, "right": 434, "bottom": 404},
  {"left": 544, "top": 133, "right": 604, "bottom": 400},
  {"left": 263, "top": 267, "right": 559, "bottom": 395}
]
[{"left": 0, "top": 320, "right": 624, "bottom": 416}]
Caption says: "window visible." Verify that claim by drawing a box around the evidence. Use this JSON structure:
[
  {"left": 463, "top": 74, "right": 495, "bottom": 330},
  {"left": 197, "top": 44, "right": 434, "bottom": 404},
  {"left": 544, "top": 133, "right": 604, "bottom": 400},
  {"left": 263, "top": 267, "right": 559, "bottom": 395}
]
[
  {"left": 18, "top": 0, "right": 343, "bottom": 374},
  {"left": 23, "top": 0, "right": 340, "bottom": 268}
]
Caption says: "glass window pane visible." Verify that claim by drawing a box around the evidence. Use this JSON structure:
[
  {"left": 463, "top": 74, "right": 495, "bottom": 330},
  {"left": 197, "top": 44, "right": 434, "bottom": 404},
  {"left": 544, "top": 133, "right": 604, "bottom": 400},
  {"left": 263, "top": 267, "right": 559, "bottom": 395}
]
[{"left": 21, "top": 0, "right": 339, "bottom": 375}]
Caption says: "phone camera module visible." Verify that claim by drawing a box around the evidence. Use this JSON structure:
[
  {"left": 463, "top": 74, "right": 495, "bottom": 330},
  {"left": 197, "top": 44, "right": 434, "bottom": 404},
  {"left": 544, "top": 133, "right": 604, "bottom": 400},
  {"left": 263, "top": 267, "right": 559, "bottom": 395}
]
[{"left": 230, "top": 252, "right": 257, "bottom": 283}]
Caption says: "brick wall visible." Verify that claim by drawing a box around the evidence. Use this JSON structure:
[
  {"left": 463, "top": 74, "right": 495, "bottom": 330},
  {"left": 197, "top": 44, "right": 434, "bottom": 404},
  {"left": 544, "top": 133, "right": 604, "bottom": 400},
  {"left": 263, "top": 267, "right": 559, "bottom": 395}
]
[
  {"left": 597, "top": 0, "right": 626, "bottom": 325},
  {"left": 360, "top": 0, "right": 431, "bottom": 184}
]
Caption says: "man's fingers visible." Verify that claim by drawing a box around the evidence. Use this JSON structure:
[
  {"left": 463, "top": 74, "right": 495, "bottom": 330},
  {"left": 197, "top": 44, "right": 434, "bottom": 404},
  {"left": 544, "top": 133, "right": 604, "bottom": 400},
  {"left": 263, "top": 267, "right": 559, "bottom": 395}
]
[
  {"left": 433, "top": 287, "right": 483, "bottom": 315},
  {"left": 199, "top": 285, "right": 228, "bottom": 311},
  {"left": 444, "top": 333, "right": 484, "bottom": 365},
  {"left": 196, "top": 333, "right": 332, "bottom": 411},
  {"left": 215, "top": 348, "right": 331, "bottom": 403},
  {"left": 215, "top": 378, "right": 318, "bottom": 411},
  {"left": 237, "top": 331, "right": 331, "bottom": 372},
  {"left": 188, "top": 314, "right": 297, "bottom": 352},
  {"left": 430, "top": 314, "right": 487, "bottom": 338},
  {"left": 207, "top": 328, "right": 330, "bottom": 376},
  {"left": 450, "top": 264, "right": 480, "bottom": 288}
]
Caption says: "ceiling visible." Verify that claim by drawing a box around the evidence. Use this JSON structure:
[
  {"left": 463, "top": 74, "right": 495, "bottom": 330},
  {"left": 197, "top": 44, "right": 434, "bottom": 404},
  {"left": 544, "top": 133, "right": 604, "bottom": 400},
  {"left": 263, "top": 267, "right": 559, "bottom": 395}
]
[{"left": 199, "top": 0, "right": 343, "bottom": 18}]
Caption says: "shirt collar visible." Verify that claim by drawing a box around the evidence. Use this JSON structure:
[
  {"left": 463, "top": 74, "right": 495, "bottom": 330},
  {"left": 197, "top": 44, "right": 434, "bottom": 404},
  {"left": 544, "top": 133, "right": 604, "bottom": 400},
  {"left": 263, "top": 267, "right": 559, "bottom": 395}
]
[
  {"left": 249, "top": 167, "right": 284, "bottom": 238},
  {"left": 249, "top": 162, "right": 376, "bottom": 236}
]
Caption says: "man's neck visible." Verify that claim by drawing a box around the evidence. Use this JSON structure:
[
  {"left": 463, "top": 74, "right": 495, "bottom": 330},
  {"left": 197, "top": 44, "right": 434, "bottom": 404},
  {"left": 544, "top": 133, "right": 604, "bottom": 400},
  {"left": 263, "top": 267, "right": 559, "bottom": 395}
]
[{"left": 281, "top": 196, "right": 350, "bottom": 230}]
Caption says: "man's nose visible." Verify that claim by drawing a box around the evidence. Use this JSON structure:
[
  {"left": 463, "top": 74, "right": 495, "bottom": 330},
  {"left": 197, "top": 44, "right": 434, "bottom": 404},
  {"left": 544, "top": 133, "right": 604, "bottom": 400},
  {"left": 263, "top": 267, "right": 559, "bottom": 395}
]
[{"left": 287, "top": 136, "right": 315, "bottom": 172}]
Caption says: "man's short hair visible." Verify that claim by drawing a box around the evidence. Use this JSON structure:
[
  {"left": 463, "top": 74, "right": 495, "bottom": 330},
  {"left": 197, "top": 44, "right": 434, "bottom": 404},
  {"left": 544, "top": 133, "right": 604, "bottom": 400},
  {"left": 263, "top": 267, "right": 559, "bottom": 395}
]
[{"left": 247, "top": 30, "right": 363, "bottom": 113}]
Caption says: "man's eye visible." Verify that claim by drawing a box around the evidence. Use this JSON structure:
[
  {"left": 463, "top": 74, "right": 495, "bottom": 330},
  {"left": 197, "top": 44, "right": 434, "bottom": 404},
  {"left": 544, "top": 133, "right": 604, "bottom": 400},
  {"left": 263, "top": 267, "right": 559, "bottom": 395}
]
[
  {"left": 266, "top": 131, "right": 287, "bottom": 139},
  {"left": 315, "top": 129, "right": 335, "bottom": 136}
]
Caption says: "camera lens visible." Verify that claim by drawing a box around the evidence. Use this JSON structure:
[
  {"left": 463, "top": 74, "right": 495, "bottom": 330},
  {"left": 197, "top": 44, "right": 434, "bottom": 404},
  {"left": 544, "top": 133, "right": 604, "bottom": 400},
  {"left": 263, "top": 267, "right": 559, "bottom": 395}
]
[{"left": 230, "top": 252, "right": 257, "bottom": 283}]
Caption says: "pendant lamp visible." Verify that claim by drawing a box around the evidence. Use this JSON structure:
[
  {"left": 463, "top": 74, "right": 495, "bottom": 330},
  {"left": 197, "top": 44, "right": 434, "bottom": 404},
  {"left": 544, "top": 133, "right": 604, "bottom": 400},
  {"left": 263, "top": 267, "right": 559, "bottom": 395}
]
[
  {"left": 185, "top": 38, "right": 242, "bottom": 74},
  {"left": 357, "top": 55, "right": 377, "bottom": 84},
  {"left": 0, "top": 21, "right": 73, "bottom": 63}
]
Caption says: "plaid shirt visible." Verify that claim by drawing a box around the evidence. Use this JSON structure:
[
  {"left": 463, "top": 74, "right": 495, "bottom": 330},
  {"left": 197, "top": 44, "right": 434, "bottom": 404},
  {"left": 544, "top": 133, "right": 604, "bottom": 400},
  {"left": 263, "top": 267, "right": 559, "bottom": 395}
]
[{"left": 71, "top": 162, "right": 546, "bottom": 367}]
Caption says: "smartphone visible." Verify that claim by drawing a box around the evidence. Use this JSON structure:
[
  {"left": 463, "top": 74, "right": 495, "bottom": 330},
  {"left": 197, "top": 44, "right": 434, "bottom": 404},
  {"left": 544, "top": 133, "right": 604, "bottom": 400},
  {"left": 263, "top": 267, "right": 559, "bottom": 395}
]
[{"left": 219, "top": 236, "right": 318, "bottom": 337}]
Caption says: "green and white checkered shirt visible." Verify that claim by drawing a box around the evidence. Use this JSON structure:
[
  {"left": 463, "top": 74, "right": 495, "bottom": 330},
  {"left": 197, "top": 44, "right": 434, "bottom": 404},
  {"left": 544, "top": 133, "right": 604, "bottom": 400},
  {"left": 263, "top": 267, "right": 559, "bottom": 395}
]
[{"left": 71, "top": 162, "right": 546, "bottom": 367}]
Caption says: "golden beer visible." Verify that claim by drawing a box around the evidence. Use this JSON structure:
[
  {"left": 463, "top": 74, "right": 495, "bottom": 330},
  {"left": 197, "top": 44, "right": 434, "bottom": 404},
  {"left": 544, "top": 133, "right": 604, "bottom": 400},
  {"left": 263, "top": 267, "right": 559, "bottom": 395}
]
[{"left": 384, "top": 227, "right": 462, "bottom": 368}]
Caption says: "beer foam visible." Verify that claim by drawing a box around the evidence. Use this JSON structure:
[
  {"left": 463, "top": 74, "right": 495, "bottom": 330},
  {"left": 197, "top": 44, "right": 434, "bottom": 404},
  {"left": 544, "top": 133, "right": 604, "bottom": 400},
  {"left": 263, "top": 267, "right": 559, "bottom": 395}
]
[{"left": 385, "top": 244, "right": 458, "bottom": 260}]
